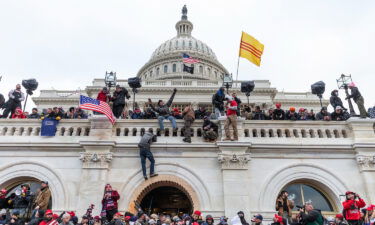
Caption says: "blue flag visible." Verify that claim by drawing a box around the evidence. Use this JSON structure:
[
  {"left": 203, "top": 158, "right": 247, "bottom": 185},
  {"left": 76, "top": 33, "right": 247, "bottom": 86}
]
[{"left": 41, "top": 118, "right": 59, "bottom": 136}]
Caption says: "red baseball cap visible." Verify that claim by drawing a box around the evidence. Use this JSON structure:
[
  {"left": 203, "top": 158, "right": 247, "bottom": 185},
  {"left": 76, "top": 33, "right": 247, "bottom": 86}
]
[
  {"left": 45, "top": 210, "right": 53, "bottom": 215},
  {"left": 335, "top": 214, "right": 343, "bottom": 219},
  {"left": 114, "top": 212, "right": 123, "bottom": 217},
  {"left": 193, "top": 211, "right": 201, "bottom": 216}
]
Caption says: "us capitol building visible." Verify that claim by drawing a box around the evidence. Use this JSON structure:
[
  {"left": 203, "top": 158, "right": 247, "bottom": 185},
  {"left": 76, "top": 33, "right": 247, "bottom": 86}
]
[{"left": 1, "top": 6, "right": 375, "bottom": 220}]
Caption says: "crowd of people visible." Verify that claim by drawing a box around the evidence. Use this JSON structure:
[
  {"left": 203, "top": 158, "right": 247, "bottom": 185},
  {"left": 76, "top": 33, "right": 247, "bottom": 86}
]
[{"left": 0, "top": 186, "right": 373, "bottom": 225}]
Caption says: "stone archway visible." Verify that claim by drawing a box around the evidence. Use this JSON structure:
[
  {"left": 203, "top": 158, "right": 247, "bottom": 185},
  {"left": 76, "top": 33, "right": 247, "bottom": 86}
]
[{"left": 127, "top": 175, "right": 200, "bottom": 214}]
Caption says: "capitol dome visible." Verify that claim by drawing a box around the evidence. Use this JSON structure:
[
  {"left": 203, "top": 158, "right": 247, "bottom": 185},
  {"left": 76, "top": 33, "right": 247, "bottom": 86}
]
[{"left": 137, "top": 5, "right": 229, "bottom": 81}]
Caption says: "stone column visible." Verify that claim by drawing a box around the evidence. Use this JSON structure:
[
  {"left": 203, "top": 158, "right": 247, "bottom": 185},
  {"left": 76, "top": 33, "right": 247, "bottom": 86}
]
[
  {"left": 76, "top": 115, "right": 115, "bottom": 216},
  {"left": 217, "top": 142, "right": 251, "bottom": 218}
]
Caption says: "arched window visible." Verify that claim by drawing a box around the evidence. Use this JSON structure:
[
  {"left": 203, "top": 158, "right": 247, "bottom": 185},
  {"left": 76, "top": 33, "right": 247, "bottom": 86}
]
[
  {"left": 282, "top": 183, "right": 334, "bottom": 212},
  {"left": 199, "top": 66, "right": 203, "bottom": 73},
  {"left": 164, "top": 65, "right": 168, "bottom": 73},
  {"left": 173, "top": 64, "right": 177, "bottom": 72},
  {"left": 207, "top": 68, "right": 211, "bottom": 75},
  {"left": 214, "top": 71, "right": 217, "bottom": 79},
  {"left": 149, "top": 70, "right": 153, "bottom": 77},
  {"left": 156, "top": 67, "right": 160, "bottom": 75}
]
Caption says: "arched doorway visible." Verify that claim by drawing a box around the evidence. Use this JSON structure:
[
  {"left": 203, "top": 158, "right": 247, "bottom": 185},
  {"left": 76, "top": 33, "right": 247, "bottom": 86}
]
[
  {"left": 126, "top": 175, "right": 201, "bottom": 215},
  {"left": 140, "top": 186, "right": 193, "bottom": 215}
]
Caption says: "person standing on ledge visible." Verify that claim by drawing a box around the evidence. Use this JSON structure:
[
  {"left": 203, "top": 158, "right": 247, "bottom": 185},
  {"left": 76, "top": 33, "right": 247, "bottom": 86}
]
[
  {"left": 138, "top": 131, "right": 158, "bottom": 180},
  {"left": 182, "top": 104, "right": 195, "bottom": 143},
  {"left": 223, "top": 95, "right": 238, "bottom": 141},
  {"left": 346, "top": 82, "right": 367, "bottom": 118}
]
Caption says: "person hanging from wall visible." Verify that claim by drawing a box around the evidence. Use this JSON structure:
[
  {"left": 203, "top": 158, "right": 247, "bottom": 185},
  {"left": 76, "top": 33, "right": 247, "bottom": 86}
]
[
  {"left": 342, "top": 191, "right": 366, "bottom": 225},
  {"left": 346, "top": 83, "right": 367, "bottom": 118},
  {"left": 182, "top": 104, "right": 195, "bottom": 143},
  {"left": 111, "top": 85, "right": 130, "bottom": 119},
  {"left": 138, "top": 131, "right": 158, "bottom": 180},
  {"left": 2, "top": 84, "right": 25, "bottom": 118},
  {"left": 276, "top": 190, "right": 294, "bottom": 224},
  {"left": 100, "top": 184, "right": 120, "bottom": 223},
  {"left": 148, "top": 88, "right": 178, "bottom": 133}
]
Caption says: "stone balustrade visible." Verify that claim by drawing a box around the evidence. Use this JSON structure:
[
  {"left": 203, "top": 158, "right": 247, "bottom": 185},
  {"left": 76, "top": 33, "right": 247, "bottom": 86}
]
[{"left": 0, "top": 118, "right": 371, "bottom": 142}]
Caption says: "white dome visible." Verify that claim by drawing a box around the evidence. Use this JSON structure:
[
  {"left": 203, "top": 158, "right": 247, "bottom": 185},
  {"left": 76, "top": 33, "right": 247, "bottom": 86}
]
[{"left": 137, "top": 5, "right": 228, "bottom": 81}]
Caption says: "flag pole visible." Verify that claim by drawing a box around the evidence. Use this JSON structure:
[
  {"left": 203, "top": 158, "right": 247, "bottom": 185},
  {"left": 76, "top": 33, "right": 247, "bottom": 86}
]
[{"left": 235, "top": 56, "right": 240, "bottom": 86}]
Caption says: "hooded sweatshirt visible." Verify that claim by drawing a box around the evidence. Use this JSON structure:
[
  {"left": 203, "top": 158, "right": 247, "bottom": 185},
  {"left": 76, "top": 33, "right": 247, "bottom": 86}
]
[{"left": 138, "top": 132, "right": 157, "bottom": 149}]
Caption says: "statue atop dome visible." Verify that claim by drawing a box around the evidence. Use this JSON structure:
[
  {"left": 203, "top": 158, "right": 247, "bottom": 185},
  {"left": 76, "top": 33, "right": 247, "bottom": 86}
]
[{"left": 181, "top": 5, "right": 188, "bottom": 20}]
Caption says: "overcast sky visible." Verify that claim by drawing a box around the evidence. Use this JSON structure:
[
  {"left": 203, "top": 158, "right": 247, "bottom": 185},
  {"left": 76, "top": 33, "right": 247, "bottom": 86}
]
[{"left": 0, "top": 0, "right": 374, "bottom": 111}]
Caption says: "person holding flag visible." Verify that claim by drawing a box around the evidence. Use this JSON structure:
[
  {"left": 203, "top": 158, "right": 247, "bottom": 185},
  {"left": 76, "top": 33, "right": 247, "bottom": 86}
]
[{"left": 79, "top": 95, "right": 116, "bottom": 124}]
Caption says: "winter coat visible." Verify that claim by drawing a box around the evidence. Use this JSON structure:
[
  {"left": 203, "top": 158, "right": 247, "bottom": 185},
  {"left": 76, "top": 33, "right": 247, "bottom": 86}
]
[
  {"left": 273, "top": 109, "right": 285, "bottom": 120},
  {"left": 203, "top": 120, "right": 218, "bottom": 132},
  {"left": 368, "top": 107, "right": 375, "bottom": 119},
  {"left": 252, "top": 111, "right": 265, "bottom": 120},
  {"left": 28, "top": 113, "right": 40, "bottom": 119},
  {"left": 300, "top": 210, "right": 323, "bottom": 225},
  {"left": 276, "top": 197, "right": 294, "bottom": 217},
  {"left": 150, "top": 91, "right": 176, "bottom": 117},
  {"left": 97, "top": 91, "right": 110, "bottom": 103},
  {"left": 182, "top": 106, "right": 195, "bottom": 121},
  {"left": 13, "top": 191, "right": 32, "bottom": 208},
  {"left": 8, "top": 90, "right": 25, "bottom": 104},
  {"left": 343, "top": 198, "right": 366, "bottom": 221},
  {"left": 138, "top": 132, "right": 157, "bottom": 150},
  {"left": 331, "top": 111, "right": 350, "bottom": 121},
  {"left": 348, "top": 87, "right": 362, "bottom": 102},
  {"left": 34, "top": 187, "right": 51, "bottom": 210},
  {"left": 316, "top": 111, "right": 331, "bottom": 121},
  {"left": 112, "top": 88, "right": 130, "bottom": 106},
  {"left": 194, "top": 109, "right": 207, "bottom": 120},
  {"left": 8, "top": 218, "right": 24, "bottom": 225},
  {"left": 59, "top": 222, "right": 74, "bottom": 225},
  {"left": 109, "top": 219, "right": 124, "bottom": 225},
  {"left": 101, "top": 190, "right": 120, "bottom": 211},
  {"left": 330, "top": 91, "right": 344, "bottom": 110},
  {"left": 286, "top": 111, "right": 298, "bottom": 121},
  {"left": 212, "top": 89, "right": 225, "bottom": 110}
]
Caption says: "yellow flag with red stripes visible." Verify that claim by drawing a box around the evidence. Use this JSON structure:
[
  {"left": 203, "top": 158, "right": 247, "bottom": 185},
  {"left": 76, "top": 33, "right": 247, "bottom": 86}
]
[{"left": 239, "top": 31, "right": 264, "bottom": 66}]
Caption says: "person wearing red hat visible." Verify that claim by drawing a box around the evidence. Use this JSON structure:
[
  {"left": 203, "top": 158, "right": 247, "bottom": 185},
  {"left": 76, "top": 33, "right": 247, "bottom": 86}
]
[
  {"left": 101, "top": 184, "right": 120, "bottom": 222},
  {"left": 39, "top": 210, "right": 57, "bottom": 225},
  {"left": 335, "top": 214, "right": 345, "bottom": 225},
  {"left": 0, "top": 189, "right": 7, "bottom": 209},
  {"left": 286, "top": 107, "right": 298, "bottom": 121},
  {"left": 270, "top": 214, "right": 284, "bottom": 225},
  {"left": 192, "top": 211, "right": 203, "bottom": 225},
  {"left": 108, "top": 212, "right": 123, "bottom": 225},
  {"left": 342, "top": 191, "right": 366, "bottom": 225},
  {"left": 363, "top": 205, "right": 375, "bottom": 225}
]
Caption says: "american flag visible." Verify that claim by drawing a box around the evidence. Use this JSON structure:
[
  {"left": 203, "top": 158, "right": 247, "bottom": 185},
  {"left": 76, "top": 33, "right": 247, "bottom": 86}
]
[
  {"left": 79, "top": 95, "right": 116, "bottom": 124},
  {"left": 182, "top": 53, "right": 200, "bottom": 64}
]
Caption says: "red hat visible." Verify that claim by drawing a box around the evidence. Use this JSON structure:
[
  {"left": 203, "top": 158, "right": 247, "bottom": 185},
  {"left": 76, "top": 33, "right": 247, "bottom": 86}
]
[
  {"left": 94, "top": 216, "right": 101, "bottom": 221},
  {"left": 275, "top": 103, "right": 281, "bottom": 109},
  {"left": 345, "top": 191, "right": 354, "bottom": 195},
  {"left": 173, "top": 108, "right": 179, "bottom": 112},
  {"left": 45, "top": 210, "right": 53, "bottom": 215},
  {"left": 125, "top": 216, "right": 131, "bottom": 221},
  {"left": 68, "top": 211, "right": 76, "bottom": 217},
  {"left": 0, "top": 189, "right": 6, "bottom": 194},
  {"left": 367, "top": 205, "right": 375, "bottom": 211},
  {"left": 289, "top": 107, "right": 295, "bottom": 112},
  {"left": 299, "top": 108, "right": 305, "bottom": 113},
  {"left": 114, "top": 212, "right": 123, "bottom": 217},
  {"left": 193, "top": 211, "right": 202, "bottom": 216},
  {"left": 335, "top": 214, "right": 343, "bottom": 220},
  {"left": 274, "top": 214, "right": 284, "bottom": 225},
  {"left": 53, "top": 214, "right": 59, "bottom": 220}
]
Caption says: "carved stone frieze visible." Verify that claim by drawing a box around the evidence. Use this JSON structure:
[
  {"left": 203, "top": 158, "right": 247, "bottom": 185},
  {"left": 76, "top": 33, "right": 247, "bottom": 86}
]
[
  {"left": 218, "top": 153, "right": 250, "bottom": 170},
  {"left": 79, "top": 152, "right": 113, "bottom": 169},
  {"left": 356, "top": 155, "right": 375, "bottom": 172}
]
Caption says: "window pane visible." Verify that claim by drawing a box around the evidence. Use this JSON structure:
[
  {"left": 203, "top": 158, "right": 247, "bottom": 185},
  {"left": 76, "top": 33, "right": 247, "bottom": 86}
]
[
  {"left": 285, "top": 184, "right": 303, "bottom": 210},
  {"left": 302, "top": 184, "right": 333, "bottom": 211}
]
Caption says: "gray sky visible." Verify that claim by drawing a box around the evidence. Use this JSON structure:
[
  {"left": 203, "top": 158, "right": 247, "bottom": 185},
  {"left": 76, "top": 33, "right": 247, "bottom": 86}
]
[{"left": 0, "top": 0, "right": 374, "bottom": 111}]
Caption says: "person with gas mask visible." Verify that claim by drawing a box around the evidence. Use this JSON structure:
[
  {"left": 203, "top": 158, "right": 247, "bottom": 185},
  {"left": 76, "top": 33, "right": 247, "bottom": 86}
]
[
  {"left": 342, "top": 191, "right": 366, "bottom": 225},
  {"left": 237, "top": 211, "right": 249, "bottom": 225},
  {"left": 3, "top": 84, "right": 25, "bottom": 118},
  {"left": 13, "top": 184, "right": 32, "bottom": 219},
  {"left": 138, "top": 131, "right": 158, "bottom": 180},
  {"left": 299, "top": 202, "right": 323, "bottom": 225}
]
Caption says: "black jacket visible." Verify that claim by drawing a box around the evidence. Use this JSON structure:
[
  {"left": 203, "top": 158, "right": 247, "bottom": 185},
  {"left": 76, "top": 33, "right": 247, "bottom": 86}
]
[
  {"left": 348, "top": 87, "right": 362, "bottom": 102},
  {"left": 273, "top": 109, "right": 285, "bottom": 120},
  {"left": 13, "top": 191, "right": 32, "bottom": 209},
  {"left": 331, "top": 111, "right": 350, "bottom": 121},
  {"left": 212, "top": 92, "right": 225, "bottom": 110},
  {"left": 330, "top": 91, "right": 345, "bottom": 110},
  {"left": 252, "top": 111, "right": 266, "bottom": 120},
  {"left": 194, "top": 109, "right": 207, "bottom": 119},
  {"left": 203, "top": 120, "right": 218, "bottom": 132},
  {"left": 286, "top": 111, "right": 298, "bottom": 121},
  {"left": 112, "top": 88, "right": 130, "bottom": 106},
  {"left": 150, "top": 91, "right": 176, "bottom": 116}
]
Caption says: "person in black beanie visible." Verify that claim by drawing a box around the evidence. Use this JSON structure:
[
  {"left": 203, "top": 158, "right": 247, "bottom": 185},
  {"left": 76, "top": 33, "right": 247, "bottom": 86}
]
[{"left": 237, "top": 211, "right": 249, "bottom": 225}]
